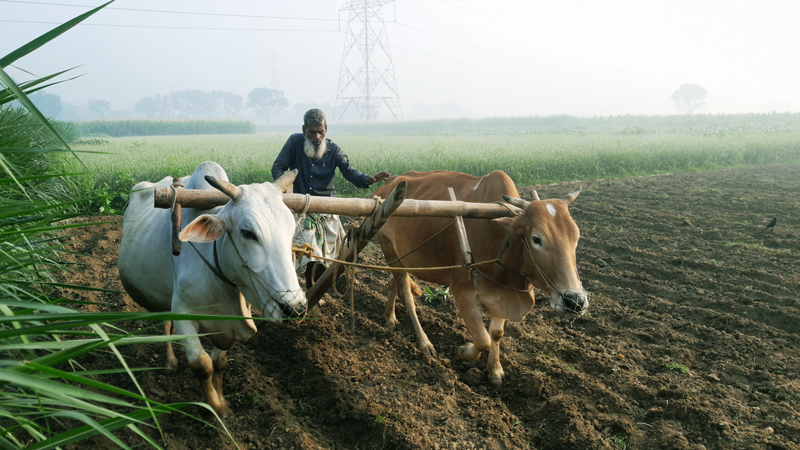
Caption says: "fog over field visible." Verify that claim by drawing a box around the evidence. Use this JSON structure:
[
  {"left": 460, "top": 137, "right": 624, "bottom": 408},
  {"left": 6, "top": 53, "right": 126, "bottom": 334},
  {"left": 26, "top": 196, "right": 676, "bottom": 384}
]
[{"left": 2, "top": 0, "right": 799, "bottom": 121}]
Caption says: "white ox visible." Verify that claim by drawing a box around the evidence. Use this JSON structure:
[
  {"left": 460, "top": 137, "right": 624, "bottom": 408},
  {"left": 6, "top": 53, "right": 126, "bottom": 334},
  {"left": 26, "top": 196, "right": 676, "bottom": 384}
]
[{"left": 118, "top": 161, "right": 306, "bottom": 417}]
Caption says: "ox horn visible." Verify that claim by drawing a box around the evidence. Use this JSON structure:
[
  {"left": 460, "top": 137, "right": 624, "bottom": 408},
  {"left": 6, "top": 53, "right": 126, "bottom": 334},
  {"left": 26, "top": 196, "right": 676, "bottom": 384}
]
[
  {"left": 502, "top": 195, "right": 530, "bottom": 209},
  {"left": 205, "top": 175, "right": 241, "bottom": 201},
  {"left": 274, "top": 169, "right": 298, "bottom": 193},
  {"left": 530, "top": 189, "right": 541, "bottom": 201},
  {"left": 562, "top": 186, "right": 582, "bottom": 205}
]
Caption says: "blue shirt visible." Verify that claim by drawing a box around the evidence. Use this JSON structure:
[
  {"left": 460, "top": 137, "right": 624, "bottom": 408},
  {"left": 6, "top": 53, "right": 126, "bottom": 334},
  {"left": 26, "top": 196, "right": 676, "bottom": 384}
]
[{"left": 271, "top": 133, "right": 370, "bottom": 197}]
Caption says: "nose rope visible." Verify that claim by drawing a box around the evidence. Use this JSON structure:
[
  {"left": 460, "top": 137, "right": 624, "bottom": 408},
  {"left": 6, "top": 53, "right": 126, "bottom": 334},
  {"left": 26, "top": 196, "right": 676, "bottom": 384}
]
[
  {"left": 214, "top": 232, "right": 305, "bottom": 316},
  {"left": 520, "top": 236, "right": 561, "bottom": 295},
  {"left": 520, "top": 236, "right": 585, "bottom": 313}
]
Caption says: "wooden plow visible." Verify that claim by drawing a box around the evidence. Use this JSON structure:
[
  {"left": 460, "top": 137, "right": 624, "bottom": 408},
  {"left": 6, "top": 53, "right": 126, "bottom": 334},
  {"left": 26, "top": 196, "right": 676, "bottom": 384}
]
[{"left": 154, "top": 183, "right": 522, "bottom": 309}]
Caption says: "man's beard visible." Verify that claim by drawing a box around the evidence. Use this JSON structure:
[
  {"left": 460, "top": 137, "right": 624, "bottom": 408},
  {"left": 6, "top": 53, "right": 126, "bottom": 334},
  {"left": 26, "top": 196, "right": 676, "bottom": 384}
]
[{"left": 304, "top": 137, "right": 326, "bottom": 160}]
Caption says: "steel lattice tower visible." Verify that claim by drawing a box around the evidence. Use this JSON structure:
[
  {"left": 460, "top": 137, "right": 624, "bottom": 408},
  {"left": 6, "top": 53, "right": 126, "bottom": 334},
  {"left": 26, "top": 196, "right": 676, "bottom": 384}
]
[{"left": 334, "top": 0, "right": 402, "bottom": 123}]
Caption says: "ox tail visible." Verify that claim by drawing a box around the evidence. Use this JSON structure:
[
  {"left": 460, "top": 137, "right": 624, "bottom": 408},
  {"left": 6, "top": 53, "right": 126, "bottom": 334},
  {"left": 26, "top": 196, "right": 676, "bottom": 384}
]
[
  {"left": 387, "top": 274, "right": 424, "bottom": 298},
  {"left": 409, "top": 277, "right": 423, "bottom": 297}
]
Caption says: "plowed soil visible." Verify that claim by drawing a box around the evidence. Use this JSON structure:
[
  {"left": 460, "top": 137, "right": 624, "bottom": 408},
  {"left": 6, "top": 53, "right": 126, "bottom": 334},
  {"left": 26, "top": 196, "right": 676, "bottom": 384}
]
[{"left": 61, "top": 164, "right": 800, "bottom": 450}]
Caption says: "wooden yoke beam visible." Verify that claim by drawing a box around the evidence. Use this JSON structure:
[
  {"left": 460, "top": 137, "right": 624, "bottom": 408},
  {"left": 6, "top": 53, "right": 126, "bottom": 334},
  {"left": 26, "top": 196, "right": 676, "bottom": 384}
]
[
  {"left": 305, "top": 181, "right": 407, "bottom": 310},
  {"left": 153, "top": 187, "right": 521, "bottom": 219}
]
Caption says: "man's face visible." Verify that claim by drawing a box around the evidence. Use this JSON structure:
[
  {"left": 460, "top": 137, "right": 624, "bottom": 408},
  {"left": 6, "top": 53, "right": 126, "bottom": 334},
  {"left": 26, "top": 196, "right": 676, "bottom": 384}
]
[{"left": 302, "top": 123, "right": 326, "bottom": 147}]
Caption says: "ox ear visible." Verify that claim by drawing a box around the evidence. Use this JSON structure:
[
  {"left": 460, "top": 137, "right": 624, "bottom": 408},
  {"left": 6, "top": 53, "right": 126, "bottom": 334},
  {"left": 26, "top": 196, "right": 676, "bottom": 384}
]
[
  {"left": 502, "top": 195, "right": 530, "bottom": 209},
  {"left": 274, "top": 169, "right": 298, "bottom": 193},
  {"left": 179, "top": 214, "right": 225, "bottom": 243},
  {"left": 205, "top": 175, "right": 241, "bottom": 201},
  {"left": 562, "top": 187, "right": 582, "bottom": 206},
  {"left": 492, "top": 216, "right": 515, "bottom": 233}
]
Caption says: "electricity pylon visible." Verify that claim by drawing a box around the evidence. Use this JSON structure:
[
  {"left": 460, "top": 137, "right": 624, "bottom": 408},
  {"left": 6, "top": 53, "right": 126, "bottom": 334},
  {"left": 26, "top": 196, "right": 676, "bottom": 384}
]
[{"left": 334, "top": 0, "right": 402, "bottom": 123}]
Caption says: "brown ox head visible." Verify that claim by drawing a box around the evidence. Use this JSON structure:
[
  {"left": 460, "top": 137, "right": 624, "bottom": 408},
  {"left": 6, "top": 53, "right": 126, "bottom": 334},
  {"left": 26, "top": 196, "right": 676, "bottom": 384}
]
[{"left": 494, "top": 188, "right": 588, "bottom": 315}]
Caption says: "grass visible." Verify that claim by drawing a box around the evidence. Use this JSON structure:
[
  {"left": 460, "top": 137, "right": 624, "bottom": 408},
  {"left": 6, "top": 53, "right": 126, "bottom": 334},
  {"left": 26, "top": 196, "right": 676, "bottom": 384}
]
[
  {"left": 666, "top": 362, "right": 689, "bottom": 374},
  {"left": 0, "top": 4, "right": 247, "bottom": 448},
  {"left": 421, "top": 285, "right": 449, "bottom": 304},
  {"left": 66, "top": 128, "right": 800, "bottom": 199},
  {"left": 78, "top": 119, "right": 256, "bottom": 137}
]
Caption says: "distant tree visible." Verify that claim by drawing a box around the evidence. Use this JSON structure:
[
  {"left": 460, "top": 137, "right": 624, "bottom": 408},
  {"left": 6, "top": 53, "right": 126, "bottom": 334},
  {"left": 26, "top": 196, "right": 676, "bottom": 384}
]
[
  {"left": 135, "top": 95, "right": 169, "bottom": 118},
  {"left": 170, "top": 90, "right": 211, "bottom": 118},
  {"left": 671, "top": 83, "right": 708, "bottom": 115},
  {"left": 433, "top": 101, "right": 469, "bottom": 118},
  {"left": 88, "top": 98, "right": 112, "bottom": 118},
  {"left": 209, "top": 90, "right": 243, "bottom": 118},
  {"left": 29, "top": 92, "right": 62, "bottom": 117},
  {"left": 247, "top": 88, "right": 288, "bottom": 124}
]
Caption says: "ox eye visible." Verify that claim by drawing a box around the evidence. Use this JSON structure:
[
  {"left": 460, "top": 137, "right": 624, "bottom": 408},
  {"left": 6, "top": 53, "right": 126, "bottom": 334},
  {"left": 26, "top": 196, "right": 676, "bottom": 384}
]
[
  {"left": 241, "top": 229, "right": 258, "bottom": 241},
  {"left": 531, "top": 235, "right": 543, "bottom": 246}
]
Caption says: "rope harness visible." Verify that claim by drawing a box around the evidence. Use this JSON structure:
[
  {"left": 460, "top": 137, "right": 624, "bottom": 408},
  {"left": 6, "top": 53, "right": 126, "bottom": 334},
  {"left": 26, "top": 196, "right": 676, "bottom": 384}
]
[
  {"left": 292, "top": 203, "right": 578, "bottom": 299},
  {"left": 187, "top": 232, "right": 306, "bottom": 317},
  {"left": 292, "top": 223, "right": 537, "bottom": 295}
]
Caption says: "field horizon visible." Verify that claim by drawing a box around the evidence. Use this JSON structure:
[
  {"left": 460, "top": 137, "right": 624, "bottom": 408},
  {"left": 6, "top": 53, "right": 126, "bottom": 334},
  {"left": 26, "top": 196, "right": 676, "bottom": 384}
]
[{"left": 68, "top": 115, "right": 800, "bottom": 207}]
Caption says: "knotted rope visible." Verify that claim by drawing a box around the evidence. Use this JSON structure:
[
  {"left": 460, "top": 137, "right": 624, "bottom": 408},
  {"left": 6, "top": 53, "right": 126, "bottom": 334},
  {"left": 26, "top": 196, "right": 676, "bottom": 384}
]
[{"left": 169, "top": 180, "right": 184, "bottom": 213}]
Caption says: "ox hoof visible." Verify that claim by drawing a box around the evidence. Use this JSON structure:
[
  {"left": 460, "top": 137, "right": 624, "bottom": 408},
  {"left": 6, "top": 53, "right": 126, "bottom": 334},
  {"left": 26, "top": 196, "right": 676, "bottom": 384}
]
[
  {"left": 385, "top": 317, "right": 399, "bottom": 331},
  {"left": 203, "top": 405, "right": 234, "bottom": 420},
  {"left": 206, "top": 400, "right": 233, "bottom": 420},
  {"left": 419, "top": 342, "right": 437, "bottom": 358},
  {"left": 165, "top": 360, "right": 179, "bottom": 374},
  {"left": 219, "top": 404, "right": 234, "bottom": 420},
  {"left": 488, "top": 371, "right": 504, "bottom": 388},
  {"left": 457, "top": 343, "right": 481, "bottom": 362}
]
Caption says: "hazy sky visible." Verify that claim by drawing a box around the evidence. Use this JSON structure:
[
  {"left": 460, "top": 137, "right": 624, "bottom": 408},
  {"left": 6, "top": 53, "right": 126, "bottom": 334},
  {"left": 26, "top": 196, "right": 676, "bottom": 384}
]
[{"left": 3, "top": 0, "right": 799, "bottom": 119}]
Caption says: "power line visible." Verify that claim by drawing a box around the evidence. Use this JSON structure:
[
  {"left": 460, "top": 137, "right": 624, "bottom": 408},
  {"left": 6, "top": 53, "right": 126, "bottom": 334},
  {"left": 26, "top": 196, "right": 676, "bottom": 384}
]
[
  {"left": 392, "top": 44, "right": 594, "bottom": 89},
  {"left": 395, "top": 9, "right": 632, "bottom": 76},
  {"left": 0, "top": 19, "right": 341, "bottom": 31},
  {"left": 393, "top": 22, "right": 663, "bottom": 90},
  {"left": 434, "top": 0, "right": 570, "bottom": 45},
  {"left": 0, "top": 0, "right": 339, "bottom": 22},
  {"left": 443, "top": 0, "right": 529, "bottom": 28},
  {"left": 423, "top": 1, "right": 666, "bottom": 90}
]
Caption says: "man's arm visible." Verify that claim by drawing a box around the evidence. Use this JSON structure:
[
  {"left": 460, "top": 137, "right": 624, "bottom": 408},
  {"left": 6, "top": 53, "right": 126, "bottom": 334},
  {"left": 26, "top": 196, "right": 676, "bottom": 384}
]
[
  {"left": 271, "top": 137, "right": 294, "bottom": 181},
  {"left": 335, "top": 148, "right": 371, "bottom": 188}
]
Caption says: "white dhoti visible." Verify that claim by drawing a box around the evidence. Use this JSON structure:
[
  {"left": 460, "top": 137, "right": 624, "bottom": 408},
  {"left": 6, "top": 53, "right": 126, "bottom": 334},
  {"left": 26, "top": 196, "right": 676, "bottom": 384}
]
[{"left": 293, "top": 213, "right": 345, "bottom": 273}]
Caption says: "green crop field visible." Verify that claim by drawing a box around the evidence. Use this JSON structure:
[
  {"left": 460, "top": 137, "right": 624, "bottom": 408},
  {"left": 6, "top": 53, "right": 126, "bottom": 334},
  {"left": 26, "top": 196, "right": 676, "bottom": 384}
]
[
  {"left": 78, "top": 119, "right": 256, "bottom": 137},
  {"left": 66, "top": 115, "right": 800, "bottom": 207}
]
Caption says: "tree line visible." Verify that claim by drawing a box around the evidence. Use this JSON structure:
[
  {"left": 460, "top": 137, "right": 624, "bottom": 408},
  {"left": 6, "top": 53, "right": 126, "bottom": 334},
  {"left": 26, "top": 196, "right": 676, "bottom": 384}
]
[
  {"left": 25, "top": 83, "right": 715, "bottom": 124},
  {"left": 24, "top": 87, "right": 294, "bottom": 124},
  {"left": 135, "top": 88, "right": 287, "bottom": 124}
]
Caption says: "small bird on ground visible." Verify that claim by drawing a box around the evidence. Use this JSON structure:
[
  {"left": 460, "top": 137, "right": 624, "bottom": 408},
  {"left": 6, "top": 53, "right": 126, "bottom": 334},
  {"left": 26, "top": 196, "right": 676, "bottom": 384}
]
[{"left": 765, "top": 217, "right": 777, "bottom": 229}]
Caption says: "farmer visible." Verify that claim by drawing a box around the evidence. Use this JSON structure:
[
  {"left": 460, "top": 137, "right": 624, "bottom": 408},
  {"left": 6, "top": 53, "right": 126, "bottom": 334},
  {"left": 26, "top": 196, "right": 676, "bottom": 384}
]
[{"left": 271, "top": 108, "right": 391, "bottom": 286}]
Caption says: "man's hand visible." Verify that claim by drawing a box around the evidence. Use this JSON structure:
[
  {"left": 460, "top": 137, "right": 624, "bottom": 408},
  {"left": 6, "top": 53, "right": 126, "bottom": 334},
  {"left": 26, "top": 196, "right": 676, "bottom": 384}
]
[{"left": 366, "top": 171, "right": 391, "bottom": 185}]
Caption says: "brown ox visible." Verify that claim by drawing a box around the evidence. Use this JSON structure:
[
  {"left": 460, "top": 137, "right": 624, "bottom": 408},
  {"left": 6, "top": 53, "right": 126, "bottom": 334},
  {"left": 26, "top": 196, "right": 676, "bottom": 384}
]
[{"left": 374, "top": 170, "right": 587, "bottom": 386}]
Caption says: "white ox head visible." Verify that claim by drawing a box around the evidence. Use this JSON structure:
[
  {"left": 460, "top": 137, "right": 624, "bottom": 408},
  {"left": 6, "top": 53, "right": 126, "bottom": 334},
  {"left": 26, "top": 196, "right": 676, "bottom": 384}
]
[
  {"left": 178, "top": 171, "right": 307, "bottom": 320},
  {"left": 494, "top": 188, "right": 588, "bottom": 315}
]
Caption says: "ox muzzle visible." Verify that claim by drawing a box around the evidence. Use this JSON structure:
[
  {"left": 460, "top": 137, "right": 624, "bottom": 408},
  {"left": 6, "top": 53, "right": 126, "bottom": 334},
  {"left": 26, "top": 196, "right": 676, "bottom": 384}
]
[
  {"left": 561, "top": 290, "right": 588, "bottom": 314},
  {"left": 279, "top": 301, "right": 307, "bottom": 320},
  {"left": 262, "top": 289, "right": 307, "bottom": 321}
]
